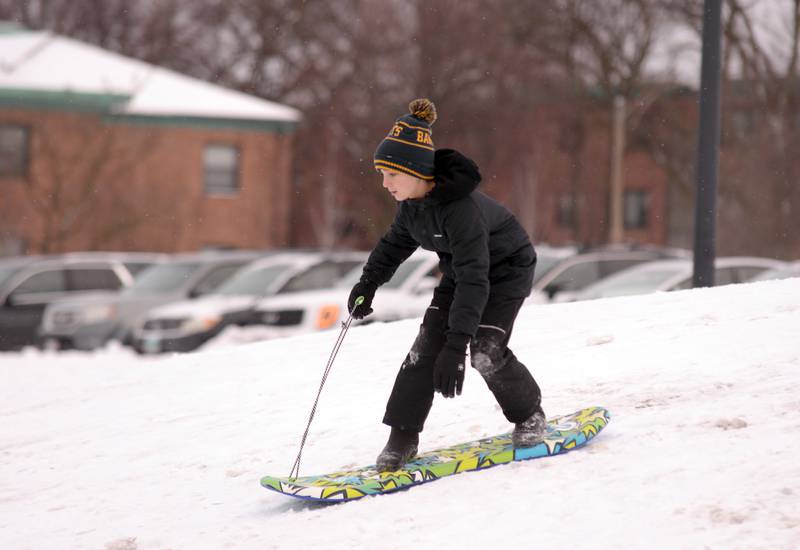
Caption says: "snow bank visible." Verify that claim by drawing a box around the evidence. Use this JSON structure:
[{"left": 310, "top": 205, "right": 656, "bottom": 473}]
[{"left": 1, "top": 279, "right": 799, "bottom": 549}]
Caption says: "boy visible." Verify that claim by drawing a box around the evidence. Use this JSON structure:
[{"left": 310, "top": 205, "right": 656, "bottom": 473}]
[{"left": 348, "top": 99, "right": 545, "bottom": 472}]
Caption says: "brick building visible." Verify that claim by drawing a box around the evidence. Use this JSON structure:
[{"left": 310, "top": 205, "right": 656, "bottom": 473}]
[
  {"left": 0, "top": 25, "right": 300, "bottom": 255},
  {"left": 469, "top": 100, "right": 676, "bottom": 252},
  {"left": 528, "top": 106, "right": 670, "bottom": 249}
]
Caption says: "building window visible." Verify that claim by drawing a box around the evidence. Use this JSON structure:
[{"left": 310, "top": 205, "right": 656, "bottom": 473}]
[
  {"left": 624, "top": 190, "right": 649, "bottom": 229},
  {"left": 731, "top": 110, "right": 756, "bottom": 141},
  {"left": 204, "top": 144, "right": 239, "bottom": 195},
  {"left": 556, "top": 194, "right": 576, "bottom": 227},
  {"left": 0, "top": 125, "right": 30, "bottom": 178}
]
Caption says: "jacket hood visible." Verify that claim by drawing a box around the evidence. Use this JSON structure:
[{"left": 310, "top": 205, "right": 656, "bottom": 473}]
[{"left": 427, "top": 149, "right": 481, "bottom": 204}]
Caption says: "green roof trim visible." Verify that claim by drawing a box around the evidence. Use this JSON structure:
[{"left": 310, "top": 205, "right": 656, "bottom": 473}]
[
  {"left": 106, "top": 114, "right": 298, "bottom": 134},
  {"left": 0, "top": 87, "right": 130, "bottom": 112}
]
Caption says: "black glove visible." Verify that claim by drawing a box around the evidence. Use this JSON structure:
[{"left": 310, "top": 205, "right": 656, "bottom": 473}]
[
  {"left": 347, "top": 278, "right": 378, "bottom": 320},
  {"left": 433, "top": 334, "right": 469, "bottom": 398}
]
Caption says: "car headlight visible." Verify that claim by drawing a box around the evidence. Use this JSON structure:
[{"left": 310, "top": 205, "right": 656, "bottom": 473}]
[
  {"left": 314, "top": 304, "right": 341, "bottom": 330},
  {"left": 81, "top": 305, "right": 117, "bottom": 324},
  {"left": 181, "top": 316, "right": 222, "bottom": 333}
]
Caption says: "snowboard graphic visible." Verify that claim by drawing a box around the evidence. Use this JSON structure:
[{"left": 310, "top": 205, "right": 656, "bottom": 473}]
[{"left": 261, "top": 405, "right": 610, "bottom": 502}]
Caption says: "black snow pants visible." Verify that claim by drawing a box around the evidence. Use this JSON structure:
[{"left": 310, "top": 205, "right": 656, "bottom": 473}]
[{"left": 382, "top": 286, "right": 542, "bottom": 432}]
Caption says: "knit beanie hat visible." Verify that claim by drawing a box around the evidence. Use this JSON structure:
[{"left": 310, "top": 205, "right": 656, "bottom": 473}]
[{"left": 374, "top": 98, "right": 437, "bottom": 180}]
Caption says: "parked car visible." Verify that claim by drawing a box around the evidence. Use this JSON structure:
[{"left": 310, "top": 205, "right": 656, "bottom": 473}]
[
  {"left": 240, "top": 244, "right": 580, "bottom": 340},
  {"left": 0, "top": 252, "right": 164, "bottom": 351},
  {"left": 38, "top": 250, "right": 269, "bottom": 350},
  {"left": 241, "top": 249, "right": 442, "bottom": 340},
  {"left": 130, "top": 251, "right": 367, "bottom": 353},
  {"left": 526, "top": 246, "right": 691, "bottom": 303},
  {"left": 531, "top": 244, "right": 578, "bottom": 285},
  {"left": 572, "top": 256, "right": 785, "bottom": 301},
  {"left": 747, "top": 261, "right": 800, "bottom": 282}
]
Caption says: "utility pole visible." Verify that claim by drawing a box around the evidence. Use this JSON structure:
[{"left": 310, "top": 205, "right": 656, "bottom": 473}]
[
  {"left": 609, "top": 95, "right": 626, "bottom": 244},
  {"left": 692, "top": 0, "right": 722, "bottom": 287}
]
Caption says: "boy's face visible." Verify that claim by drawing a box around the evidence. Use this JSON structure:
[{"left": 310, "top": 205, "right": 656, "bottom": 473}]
[{"left": 379, "top": 169, "right": 432, "bottom": 201}]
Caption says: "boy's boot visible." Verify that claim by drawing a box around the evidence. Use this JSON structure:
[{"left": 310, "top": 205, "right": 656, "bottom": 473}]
[
  {"left": 376, "top": 427, "right": 419, "bottom": 472},
  {"left": 512, "top": 407, "right": 547, "bottom": 448}
]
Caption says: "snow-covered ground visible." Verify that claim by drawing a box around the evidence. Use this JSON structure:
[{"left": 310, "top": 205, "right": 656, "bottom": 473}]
[{"left": 1, "top": 279, "right": 799, "bottom": 550}]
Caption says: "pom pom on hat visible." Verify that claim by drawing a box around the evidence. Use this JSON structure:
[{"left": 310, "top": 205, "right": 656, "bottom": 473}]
[
  {"left": 409, "top": 98, "right": 437, "bottom": 125},
  {"left": 374, "top": 98, "right": 437, "bottom": 180}
]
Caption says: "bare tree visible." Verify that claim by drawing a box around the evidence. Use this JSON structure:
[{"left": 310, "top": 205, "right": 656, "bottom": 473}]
[
  {"left": 507, "top": 0, "right": 680, "bottom": 245},
  {"left": 718, "top": 0, "right": 800, "bottom": 258},
  {"left": 665, "top": 0, "right": 800, "bottom": 258},
  {"left": 3, "top": 114, "right": 163, "bottom": 253},
  {"left": 6, "top": 0, "right": 795, "bottom": 256},
  {"left": 0, "top": 0, "right": 208, "bottom": 70}
]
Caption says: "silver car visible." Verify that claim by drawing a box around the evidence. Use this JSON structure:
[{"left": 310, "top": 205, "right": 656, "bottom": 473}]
[
  {"left": 248, "top": 249, "right": 442, "bottom": 340},
  {"left": 130, "top": 251, "right": 366, "bottom": 354},
  {"left": 39, "top": 251, "right": 269, "bottom": 350},
  {"left": 573, "top": 256, "right": 785, "bottom": 301},
  {"left": 748, "top": 261, "right": 800, "bottom": 282},
  {"left": 0, "top": 252, "right": 164, "bottom": 351},
  {"left": 527, "top": 246, "right": 691, "bottom": 303}
]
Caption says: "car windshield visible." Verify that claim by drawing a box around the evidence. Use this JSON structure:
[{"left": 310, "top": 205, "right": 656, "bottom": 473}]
[
  {"left": 0, "top": 265, "right": 24, "bottom": 289},
  {"left": 384, "top": 259, "right": 426, "bottom": 289},
  {"left": 123, "top": 262, "right": 157, "bottom": 278},
  {"left": 582, "top": 267, "right": 684, "bottom": 299},
  {"left": 215, "top": 264, "right": 293, "bottom": 296},
  {"left": 123, "top": 262, "right": 202, "bottom": 294},
  {"left": 749, "top": 265, "right": 800, "bottom": 282},
  {"left": 337, "top": 259, "right": 425, "bottom": 290},
  {"left": 337, "top": 265, "right": 364, "bottom": 288},
  {"left": 533, "top": 254, "right": 570, "bottom": 285},
  {"left": 280, "top": 260, "right": 363, "bottom": 293}
]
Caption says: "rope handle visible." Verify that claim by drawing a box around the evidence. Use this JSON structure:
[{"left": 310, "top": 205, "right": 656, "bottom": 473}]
[{"left": 288, "top": 296, "right": 364, "bottom": 480}]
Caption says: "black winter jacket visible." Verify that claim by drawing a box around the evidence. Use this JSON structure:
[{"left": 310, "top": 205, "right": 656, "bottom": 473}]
[{"left": 362, "top": 149, "right": 536, "bottom": 342}]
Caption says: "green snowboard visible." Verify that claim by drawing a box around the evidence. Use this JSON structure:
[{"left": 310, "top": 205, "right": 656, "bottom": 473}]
[{"left": 261, "top": 406, "right": 610, "bottom": 502}]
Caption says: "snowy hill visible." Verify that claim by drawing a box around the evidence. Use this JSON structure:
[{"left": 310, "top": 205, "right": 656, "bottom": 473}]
[{"left": 1, "top": 279, "right": 799, "bottom": 549}]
